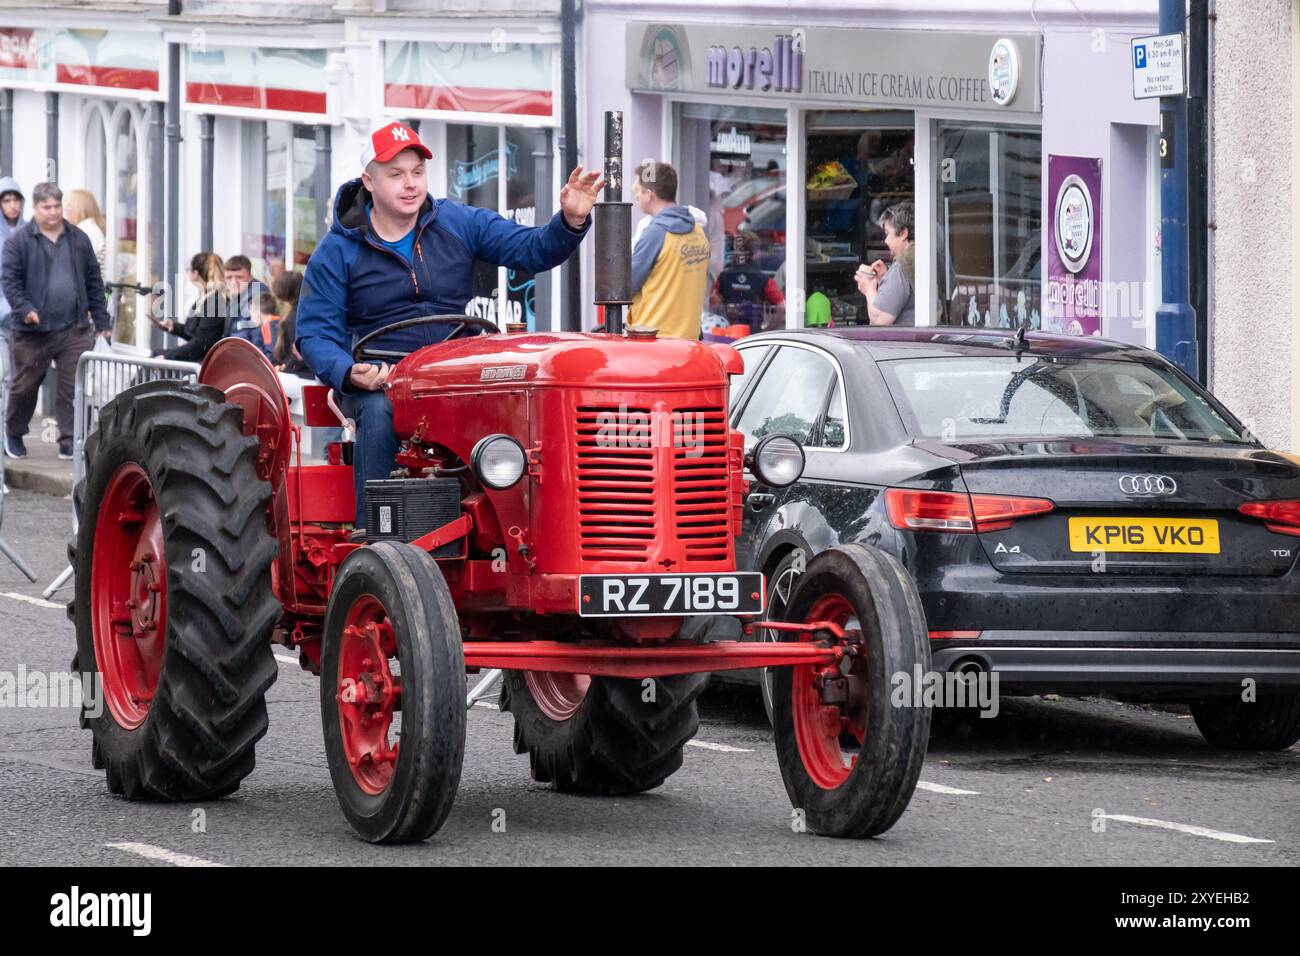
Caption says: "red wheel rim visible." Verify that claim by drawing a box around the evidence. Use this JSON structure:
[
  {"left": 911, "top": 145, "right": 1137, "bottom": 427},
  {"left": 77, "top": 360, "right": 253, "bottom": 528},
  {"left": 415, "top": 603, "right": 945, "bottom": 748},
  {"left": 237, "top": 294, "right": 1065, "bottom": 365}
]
[
  {"left": 337, "top": 595, "right": 402, "bottom": 795},
  {"left": 525, "top": 671, "right": 591, "bottom": 721},
  {"left": 792, "top": 593, "right": 867, "bottom": 790},
  {"left": 91, "top": 462, "right": 167, "bottom": 730}
]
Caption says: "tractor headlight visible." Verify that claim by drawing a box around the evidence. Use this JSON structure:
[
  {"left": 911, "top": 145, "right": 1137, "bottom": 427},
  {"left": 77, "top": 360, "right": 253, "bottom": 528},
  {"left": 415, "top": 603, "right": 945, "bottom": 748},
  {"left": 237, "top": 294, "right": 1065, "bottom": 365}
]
[
  {"left": 748, "top": 434, "right": 805, "bottom": 488},
  {"left": 471, "top": 435, "right": 527, "bottom": 490}
]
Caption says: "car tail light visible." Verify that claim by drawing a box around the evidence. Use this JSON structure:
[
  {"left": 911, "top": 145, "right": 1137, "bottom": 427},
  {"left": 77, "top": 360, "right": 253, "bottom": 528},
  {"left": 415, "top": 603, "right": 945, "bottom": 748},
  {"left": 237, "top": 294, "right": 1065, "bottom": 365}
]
[
  {"left": 885, "top": 489, "right": 1054, "bottom": 533},
  {"left": 929, "top": 630, "right": 982, "bottom": 640},
  {"left": 1239, "top": 499, "right": 1300, "bottom": 536},
  {"left": 969, "top": 493, "right": 1056, "bottom": 532}
]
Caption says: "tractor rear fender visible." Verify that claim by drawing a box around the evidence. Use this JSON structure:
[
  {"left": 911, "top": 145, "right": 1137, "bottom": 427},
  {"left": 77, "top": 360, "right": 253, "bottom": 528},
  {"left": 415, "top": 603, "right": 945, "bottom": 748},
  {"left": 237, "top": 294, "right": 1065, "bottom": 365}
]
[{"left": 199, "top": 337, "right": 297, "bottom": 605}]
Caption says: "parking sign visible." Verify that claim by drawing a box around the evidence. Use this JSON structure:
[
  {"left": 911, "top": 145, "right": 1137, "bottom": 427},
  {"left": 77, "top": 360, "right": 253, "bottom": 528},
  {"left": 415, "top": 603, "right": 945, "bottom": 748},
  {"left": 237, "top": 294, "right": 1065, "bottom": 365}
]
[{"left": 1131, "top": 32, "right": 1184, "bottom": 99}]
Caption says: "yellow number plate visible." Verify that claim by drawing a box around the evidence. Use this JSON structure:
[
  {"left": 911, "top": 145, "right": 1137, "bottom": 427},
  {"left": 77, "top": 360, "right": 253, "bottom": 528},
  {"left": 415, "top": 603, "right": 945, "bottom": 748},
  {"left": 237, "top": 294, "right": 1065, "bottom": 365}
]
[{"left": 1067, "top": 517, "right": 1221, "bottom": 554}]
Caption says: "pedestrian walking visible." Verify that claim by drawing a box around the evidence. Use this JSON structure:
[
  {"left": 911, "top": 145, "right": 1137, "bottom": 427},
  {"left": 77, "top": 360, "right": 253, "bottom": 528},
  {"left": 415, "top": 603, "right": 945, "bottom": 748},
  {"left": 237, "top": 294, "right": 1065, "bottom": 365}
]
[
  {"left": 2, "top": 182, "right": 110, "bottom": 460},
  {"left": 0, "top": 176, "right": 25, "bottom": 445}
]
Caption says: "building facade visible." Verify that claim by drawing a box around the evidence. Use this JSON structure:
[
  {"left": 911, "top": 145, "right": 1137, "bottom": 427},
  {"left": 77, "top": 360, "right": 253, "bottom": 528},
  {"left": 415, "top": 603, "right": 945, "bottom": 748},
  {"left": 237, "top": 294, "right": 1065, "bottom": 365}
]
[
  {"left": 582, "top": 0, "right": 1163, "bottom": 346},
  {"left": 1210, "top": 0, "right": 1298, "bottom": 451},
  {"left": 0, "top": 0, "right": 571, "bottom": 346}
]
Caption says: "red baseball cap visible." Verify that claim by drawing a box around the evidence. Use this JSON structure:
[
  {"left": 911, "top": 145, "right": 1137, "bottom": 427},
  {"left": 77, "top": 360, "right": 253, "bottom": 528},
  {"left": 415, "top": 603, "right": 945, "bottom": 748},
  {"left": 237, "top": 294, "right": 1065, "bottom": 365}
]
[{"left": 361, "top": 121, "right": 433, "bottom": 167}]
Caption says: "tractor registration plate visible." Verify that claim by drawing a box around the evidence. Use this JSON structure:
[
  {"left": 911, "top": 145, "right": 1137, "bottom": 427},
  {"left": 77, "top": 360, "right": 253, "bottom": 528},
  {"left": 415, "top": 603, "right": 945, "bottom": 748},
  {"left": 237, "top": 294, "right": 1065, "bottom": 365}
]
[{"left": 578, "top": 573, "right": 765, "bottom": 617}]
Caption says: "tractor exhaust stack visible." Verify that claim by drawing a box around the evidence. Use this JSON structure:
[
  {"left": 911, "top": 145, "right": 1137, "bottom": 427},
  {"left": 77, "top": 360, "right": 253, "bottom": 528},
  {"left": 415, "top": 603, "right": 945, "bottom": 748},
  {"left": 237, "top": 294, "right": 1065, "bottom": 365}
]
[{"left": 592, "top": 109, "right": 632, "bottom": 335}]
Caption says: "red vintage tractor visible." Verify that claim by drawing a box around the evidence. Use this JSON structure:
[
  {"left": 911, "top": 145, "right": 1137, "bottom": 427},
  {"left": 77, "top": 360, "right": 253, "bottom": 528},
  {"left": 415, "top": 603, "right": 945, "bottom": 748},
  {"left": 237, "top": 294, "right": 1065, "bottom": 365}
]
[
  {"left": 70, "top": 325, "right": 930, "bottom": 842},
  {"left": 69, "top": 114, "right": 931, "bottom": 844}
]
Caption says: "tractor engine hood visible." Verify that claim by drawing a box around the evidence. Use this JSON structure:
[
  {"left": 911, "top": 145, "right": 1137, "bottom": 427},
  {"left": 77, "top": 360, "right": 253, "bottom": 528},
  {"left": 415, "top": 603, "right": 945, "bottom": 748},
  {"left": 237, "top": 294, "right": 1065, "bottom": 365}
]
[{"left": 390, "top": 332, "right": 740, "bottom": 395}]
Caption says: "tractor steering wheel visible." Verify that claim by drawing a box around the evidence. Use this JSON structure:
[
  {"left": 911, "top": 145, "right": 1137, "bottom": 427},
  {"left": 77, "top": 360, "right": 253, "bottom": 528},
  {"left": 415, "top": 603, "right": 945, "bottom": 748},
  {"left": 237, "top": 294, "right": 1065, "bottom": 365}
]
[{"left": 352, "top": 314, "right": 501, "bottom": 363}]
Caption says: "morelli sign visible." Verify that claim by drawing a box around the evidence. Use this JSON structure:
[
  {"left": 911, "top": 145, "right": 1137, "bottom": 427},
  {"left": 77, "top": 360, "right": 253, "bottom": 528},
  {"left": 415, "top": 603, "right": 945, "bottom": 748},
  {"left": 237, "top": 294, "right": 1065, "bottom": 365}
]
[{"left": 629, "top": 22, "right": 1042, "bottom": 113}]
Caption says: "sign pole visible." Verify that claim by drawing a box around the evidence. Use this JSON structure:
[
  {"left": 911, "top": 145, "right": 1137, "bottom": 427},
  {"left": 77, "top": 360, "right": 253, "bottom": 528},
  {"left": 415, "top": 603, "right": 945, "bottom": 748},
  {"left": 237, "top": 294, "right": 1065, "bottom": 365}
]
[{"left": 1153, "top": 0, "right": 1197, "bottom": 377}]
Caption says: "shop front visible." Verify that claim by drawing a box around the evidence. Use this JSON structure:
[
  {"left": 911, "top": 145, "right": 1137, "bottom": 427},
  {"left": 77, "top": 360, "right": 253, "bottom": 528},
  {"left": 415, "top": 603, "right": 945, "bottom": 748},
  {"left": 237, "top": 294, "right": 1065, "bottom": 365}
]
[
  {"left": 163, "top": 21, "right": 342, "bottom": 302},
  {"left": 624, "top": 20, "right": 1044, "bottom": 333},
  {"left": 0, "top": 20, "right": 165, "bottom": 347},
  {"left": 586, "top": 4, "right": 1159, "bottom": 344},
  {"left": 361, "top": 18, "right": 565, "bottom": 330}
]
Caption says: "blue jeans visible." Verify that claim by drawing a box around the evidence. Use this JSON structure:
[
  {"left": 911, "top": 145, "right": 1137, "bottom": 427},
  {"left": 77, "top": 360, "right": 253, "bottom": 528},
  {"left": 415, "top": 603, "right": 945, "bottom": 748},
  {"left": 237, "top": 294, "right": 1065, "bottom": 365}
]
[{"left": 338, "top": 389, "right": 396, "bottom": 529}]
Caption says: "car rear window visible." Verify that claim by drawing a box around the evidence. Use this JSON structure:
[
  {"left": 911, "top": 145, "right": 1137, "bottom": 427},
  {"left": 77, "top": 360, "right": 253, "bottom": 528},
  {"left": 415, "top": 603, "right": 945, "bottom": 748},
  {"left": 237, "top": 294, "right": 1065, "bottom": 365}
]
[{"left": 878, "top": 355, "right": 1250, "bottom": 444}]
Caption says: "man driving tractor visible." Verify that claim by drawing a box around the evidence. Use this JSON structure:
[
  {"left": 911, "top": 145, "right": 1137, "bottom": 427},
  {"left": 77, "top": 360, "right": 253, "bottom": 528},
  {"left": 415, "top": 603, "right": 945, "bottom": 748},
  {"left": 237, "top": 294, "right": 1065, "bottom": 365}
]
[{"left": 296, "top": 121, "right": 604, "bottom": 530}]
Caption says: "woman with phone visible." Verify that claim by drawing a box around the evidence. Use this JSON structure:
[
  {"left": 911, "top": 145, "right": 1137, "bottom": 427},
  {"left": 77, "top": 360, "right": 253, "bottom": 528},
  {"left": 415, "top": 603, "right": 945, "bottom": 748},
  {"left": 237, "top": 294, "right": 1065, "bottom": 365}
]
[{"left": 154, "top": 252, "right": 231, "bottom": 362}]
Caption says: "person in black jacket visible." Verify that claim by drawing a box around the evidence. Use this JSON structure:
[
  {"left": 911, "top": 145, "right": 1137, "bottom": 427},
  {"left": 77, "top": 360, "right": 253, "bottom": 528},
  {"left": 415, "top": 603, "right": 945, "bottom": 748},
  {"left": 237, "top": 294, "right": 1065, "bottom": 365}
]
[
  {"left": 2, "top": 182, "right": 110, "bottom": 460},
  {"left": 155, "top": 252, "right": 231, "bottom": 363}
]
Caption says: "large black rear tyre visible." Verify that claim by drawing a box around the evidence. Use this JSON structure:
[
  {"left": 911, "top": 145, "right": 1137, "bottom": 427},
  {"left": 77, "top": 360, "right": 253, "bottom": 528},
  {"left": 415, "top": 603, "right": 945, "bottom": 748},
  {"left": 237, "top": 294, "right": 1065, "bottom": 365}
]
[
  {"left": 1191, "top": 693, "right": 1300, "bottom": 750},
  {"left": 72, "top": 380, "right": 280, "bottom": 801},
  {"left": 502, "top": 670, "right": 706, "bottom": 795},
  {"left": 771, "top": 544, "right": 931, "bottom": 838}
]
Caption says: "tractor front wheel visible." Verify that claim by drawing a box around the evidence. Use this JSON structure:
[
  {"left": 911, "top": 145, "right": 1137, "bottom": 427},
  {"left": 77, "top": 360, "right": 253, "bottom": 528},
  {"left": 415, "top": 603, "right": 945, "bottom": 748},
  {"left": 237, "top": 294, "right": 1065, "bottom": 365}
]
[
  {"left": 770, "top": 544, "right": 931, "bottom": 838},
  {"left": 321, "top": 542, "right": 465, "bottom": 843},
  {"left": 502, "top": 669, "right": 706, "bottom": 795},
  {"left": 72, "top": 380, "right": 280, "bottom": 801}
]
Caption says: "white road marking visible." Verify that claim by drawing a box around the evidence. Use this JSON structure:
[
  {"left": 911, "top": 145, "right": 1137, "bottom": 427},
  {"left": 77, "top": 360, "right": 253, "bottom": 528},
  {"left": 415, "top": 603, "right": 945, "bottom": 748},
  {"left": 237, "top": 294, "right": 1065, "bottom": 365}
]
[
  {"left": 1100, "top": 814, "right": 1274, "bottom": 844},
  {"left": 686, "top": 739, "right": 752, "bottom": 753},
  {"left": 916, "top": 781, "right": 980, "bottom": 796},
  {"left": 1, "top": 591, "right": 64, "bottom": 610},
  {"left": 106, "top": 842, "right": 225, "bottom": 867},
  {"left": 273, "top": 654, "right": 298, "bottom": 667}
]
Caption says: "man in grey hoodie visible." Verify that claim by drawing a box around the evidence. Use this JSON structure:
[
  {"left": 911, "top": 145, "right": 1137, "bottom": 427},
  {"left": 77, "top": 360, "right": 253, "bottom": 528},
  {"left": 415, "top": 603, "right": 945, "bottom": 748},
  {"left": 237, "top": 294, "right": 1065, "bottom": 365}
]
[
  {"left": 0, "top": 176, "right": 25, "bottom": 444},
  {"left": 627, "top": 161, "right": 711, "bottom": 341}
]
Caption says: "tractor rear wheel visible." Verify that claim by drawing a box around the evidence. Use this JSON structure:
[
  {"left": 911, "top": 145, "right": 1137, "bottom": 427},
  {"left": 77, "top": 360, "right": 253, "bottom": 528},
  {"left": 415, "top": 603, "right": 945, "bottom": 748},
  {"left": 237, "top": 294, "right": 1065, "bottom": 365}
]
[
  {"left": 321, "top": 542, "right": 465, "bottom": 843},
  {"left": 502, "top": 669, "right": 706, "bottom": 795},
  {"left": 770, "top": 544, "right": 931, "bottom": 838},
  {"left": 72, "top": 380, "right": 280, "bottom": 801}
]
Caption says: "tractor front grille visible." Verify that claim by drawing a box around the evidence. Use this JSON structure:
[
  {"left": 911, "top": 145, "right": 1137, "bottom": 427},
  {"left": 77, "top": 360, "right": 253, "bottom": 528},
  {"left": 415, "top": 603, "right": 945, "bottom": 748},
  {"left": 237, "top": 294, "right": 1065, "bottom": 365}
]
[
  {"left": 573, "top": 404, "right": 731, "bottom": 566},
  {"left": 575, "top": 406, "right": 656, "bottom": 562},
  {"left": 672, "top": 408, "right": 730, "bottom": 563}
]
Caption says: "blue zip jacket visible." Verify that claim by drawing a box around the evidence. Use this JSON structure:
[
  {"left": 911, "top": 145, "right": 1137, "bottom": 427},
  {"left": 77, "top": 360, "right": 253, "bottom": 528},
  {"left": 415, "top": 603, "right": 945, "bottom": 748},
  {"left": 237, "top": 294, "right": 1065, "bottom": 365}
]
[{"left": 297, "top": 178, "right": 590, "bottom": 392}]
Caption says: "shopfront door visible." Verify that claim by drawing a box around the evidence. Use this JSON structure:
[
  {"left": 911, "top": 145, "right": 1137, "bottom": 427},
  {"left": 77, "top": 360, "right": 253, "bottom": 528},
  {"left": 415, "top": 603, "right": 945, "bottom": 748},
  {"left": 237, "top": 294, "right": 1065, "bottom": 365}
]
[{"left": 803, "top": 110, "right": 914, "bottom": 327}]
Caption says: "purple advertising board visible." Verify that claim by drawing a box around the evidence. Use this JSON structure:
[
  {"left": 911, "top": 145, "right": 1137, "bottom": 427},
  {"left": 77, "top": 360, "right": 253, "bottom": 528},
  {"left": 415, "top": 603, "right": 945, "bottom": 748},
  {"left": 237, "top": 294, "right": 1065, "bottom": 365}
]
[{"left": 1046, "top": 155, "right": 1102, "bottom": 336}]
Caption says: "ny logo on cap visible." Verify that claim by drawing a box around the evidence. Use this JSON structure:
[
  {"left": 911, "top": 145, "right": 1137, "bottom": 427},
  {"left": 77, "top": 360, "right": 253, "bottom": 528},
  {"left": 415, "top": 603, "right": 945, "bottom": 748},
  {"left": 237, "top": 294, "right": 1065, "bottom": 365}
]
[{"left": 392, "top": 125, "right": 410, "bottom": 142}]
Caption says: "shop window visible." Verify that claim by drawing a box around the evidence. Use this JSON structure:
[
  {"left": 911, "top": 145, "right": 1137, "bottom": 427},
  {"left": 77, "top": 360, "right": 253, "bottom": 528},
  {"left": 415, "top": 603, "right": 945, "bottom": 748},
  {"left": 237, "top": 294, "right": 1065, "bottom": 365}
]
[
  {"left": 84, "top": 108, "right": 107, "bottom": 212},
  {"left": 504, "top": 127, "right": 537, "bottom": 328},
  {"left": 735, "top": 346, "right": 836, "bottom": 447},
  {"left": 446, "top": 122, "right": 506, "bottom": 322},
  {"left": 804, "top": 111, "right": 914, "bottom": 327},
  {"left": 263, "top": 121, "right": 289, "bottom": 277},
  {"left": 291, "top": 125, "right": 319, "bottom": 269},
  {"left": 443, "top": 123, "right": 543, "bottom": 328},
  {"left": 243, "top": 121, "right": 320, "bottom": 282},
  {"left": 935, "top": 122, "right": 1042, "bottom": 329},
  {"left": 675, "top": 103, "right": 787, "bottom": 333},
  {"left": 113, "top": 111, "right": 139, "bottom": 342}
]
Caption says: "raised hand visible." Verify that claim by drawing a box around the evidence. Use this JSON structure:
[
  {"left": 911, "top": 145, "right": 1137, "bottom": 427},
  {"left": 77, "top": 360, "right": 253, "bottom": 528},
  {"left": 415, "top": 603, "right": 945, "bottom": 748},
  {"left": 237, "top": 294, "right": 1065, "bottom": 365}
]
[{"left": 559, "top": 166, "right": 606, "bottom": 229}]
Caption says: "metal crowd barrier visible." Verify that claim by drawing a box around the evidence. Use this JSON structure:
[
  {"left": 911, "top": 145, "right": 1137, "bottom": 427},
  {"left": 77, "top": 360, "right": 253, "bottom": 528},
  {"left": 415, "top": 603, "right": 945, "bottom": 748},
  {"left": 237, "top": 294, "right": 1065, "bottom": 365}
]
[{"left": 41, "top": 350, "right": 200, "bottom": 598}]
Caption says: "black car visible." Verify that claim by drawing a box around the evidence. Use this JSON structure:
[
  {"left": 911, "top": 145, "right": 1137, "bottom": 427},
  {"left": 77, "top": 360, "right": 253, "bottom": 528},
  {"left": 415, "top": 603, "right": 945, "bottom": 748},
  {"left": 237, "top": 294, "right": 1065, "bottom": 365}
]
[{"left": 728, "top": 326, "right": 1300, "bottom": 750}]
